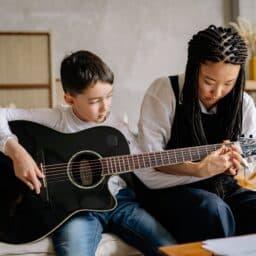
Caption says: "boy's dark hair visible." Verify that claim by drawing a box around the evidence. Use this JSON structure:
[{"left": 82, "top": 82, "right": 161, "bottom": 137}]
[
  {"left": 182, "top": 25, "right": 248, "bottom": 144},
  {"left": 60, "top": 50, "right": 114, "bottom": 94}
]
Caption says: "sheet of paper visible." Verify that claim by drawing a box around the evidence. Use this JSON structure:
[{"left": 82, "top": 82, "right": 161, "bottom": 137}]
[{"left": 203, "top": 234, "right": 256, "bottom": 256}]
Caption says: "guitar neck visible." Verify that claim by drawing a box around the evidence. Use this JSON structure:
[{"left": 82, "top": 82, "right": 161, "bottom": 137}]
[{"left": 101, "top": 143, "right": 223, "bottom": 176}]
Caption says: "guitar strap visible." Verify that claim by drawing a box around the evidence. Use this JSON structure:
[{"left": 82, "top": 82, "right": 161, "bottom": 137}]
[
  {"left": 165, "top": 75, "right": 184, "bottom": 149},
  {"left": 169, "top": 75, "right": 179, "bottom": 100}
]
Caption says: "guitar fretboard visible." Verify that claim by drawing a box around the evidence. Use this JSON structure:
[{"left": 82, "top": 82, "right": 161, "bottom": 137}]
[{"left": 101, "top": 143, "right": 223, "bottom": 175}]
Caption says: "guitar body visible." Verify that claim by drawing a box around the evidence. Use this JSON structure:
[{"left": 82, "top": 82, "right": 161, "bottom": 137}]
[{"left": 0, "top": 121, "right": 130, "bottom": 244}]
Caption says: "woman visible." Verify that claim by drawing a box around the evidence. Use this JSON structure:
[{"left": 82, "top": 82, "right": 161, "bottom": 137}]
[{"left": 135, "top": 25, "right": 256, "bottom": 243}]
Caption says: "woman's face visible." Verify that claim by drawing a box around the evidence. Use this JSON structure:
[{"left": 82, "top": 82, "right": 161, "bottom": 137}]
[{"left": 198, "top": 61, "right": 241, "bottom": 109}]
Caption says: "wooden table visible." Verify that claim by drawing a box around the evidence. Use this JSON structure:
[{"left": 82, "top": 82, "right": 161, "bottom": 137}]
[{"left": 159, "top": 242, "right": 215, "bottom": 256}]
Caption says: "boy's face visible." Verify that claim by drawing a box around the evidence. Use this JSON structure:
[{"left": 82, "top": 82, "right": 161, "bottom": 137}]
[{"left": 64, "top": 81, "right": 113, "bottom": 123}]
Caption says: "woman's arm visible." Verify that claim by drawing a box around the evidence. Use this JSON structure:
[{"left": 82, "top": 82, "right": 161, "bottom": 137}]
[
  {"left": 157, "top": 144, "right": 242, "bottom": 177},
  {"left": 242, "top": 92, "right": 256, "bottom": 137}
]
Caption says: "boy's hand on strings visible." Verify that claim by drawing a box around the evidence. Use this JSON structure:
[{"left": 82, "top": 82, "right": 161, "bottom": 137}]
[{"left": 5, "top": 138, "right": 44, "bottom": 194}]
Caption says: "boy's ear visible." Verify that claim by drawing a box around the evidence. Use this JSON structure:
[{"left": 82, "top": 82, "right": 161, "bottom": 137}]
[{"left": 64, "top": 93, "right": 74, "bottom": 106}]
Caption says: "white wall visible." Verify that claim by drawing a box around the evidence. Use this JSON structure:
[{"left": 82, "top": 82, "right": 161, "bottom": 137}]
[
  {"left": 0, "top": 0, "right": 227, "bottom": 131},
  {"left": 238, "top": 0, "right": 256, "bottom": 24}
]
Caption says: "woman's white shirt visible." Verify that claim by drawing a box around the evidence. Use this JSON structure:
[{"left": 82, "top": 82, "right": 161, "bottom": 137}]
[{"left": 137, "top": 76, "right": 256, "bottom": 189}]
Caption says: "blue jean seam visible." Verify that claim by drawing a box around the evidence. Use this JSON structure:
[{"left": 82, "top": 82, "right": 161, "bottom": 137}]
[
  {"left": 115, "top": 220, "right": 160, "bottom": 255},
  {"left": 216, "top": 197, "right": 235, "bottom": 236}
]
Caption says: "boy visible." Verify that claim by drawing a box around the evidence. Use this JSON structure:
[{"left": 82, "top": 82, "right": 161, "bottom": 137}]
[{"left": 0, "top": 50, "right": 175, "bottom": 255}]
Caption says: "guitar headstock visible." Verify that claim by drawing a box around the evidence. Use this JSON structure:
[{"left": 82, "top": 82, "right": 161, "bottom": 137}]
[{"left": 238, "top": 137, "right": 256, "bottom": 158}]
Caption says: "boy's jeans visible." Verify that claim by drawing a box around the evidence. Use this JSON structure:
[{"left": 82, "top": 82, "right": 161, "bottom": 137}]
[{"left": 52, "top": 188, "right": 175, "bottom": 256}]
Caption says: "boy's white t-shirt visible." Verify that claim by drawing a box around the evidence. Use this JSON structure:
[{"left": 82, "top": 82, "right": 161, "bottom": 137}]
[{"left": 0, "top": 105, "right": 140, "bottom": 195}]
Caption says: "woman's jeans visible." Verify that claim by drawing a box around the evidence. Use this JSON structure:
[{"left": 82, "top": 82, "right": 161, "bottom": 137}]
[
  {"left": 52, "top": 187, "right": 176, "bottom": 256},
  {"left": 134, "top": 174, "right": 256, "bottom": 243}
]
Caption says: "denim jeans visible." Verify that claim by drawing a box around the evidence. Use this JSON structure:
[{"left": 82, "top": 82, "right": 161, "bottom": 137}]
[
  {"left": 191, "top": 174, "right": 256, "bottom": 235},
  {"left": 134, "top": 174, "right": 256, "bottom": 243},
  {"left": 134, "top": 175, "right": 235, "bottom": 243},
  {"left": 52, "top": 188, "right": 175, "bottom": 256}
]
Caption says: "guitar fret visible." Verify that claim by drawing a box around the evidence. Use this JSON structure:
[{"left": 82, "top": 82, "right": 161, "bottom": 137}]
[
  {"left": 189, "top": 149, "right": 192, "bottom": 161},
  {"left": 122, "top": 156, "right": 126, "bottom": 171},
  {"left": 144, "top": 153, "right": 150, "bottom": 168},
  {"left": 164, "top": 152, "right": 169, "bottom": 165},
  {"left": 173, "top": 150, "right": 177, "bottom": 164},
  {"left": 155, "top": 152, "right": 160, "bottom": 166},
  {"left": 182, "top": 150, "right": 187, "bottom": 162},
  {"left": 153, "top": 152, "right": 158, "bottom": 167},
  {"left": 133, "top": 155, "right": 138, "bottom": 169},
  {"left": 161, "top": 152, "right": 166, "bottom": 165},
  {"left": 126, "top": 155, "right": 131, "bottom": 170},
  {"left": 114, "top": 157, "right": 118, "bottom": 173},
  {"left": 110, "top": 159, "right": 114, "bottom": 174},
  {"left": 206, "top": 147, "right": 211, "bottom": 155},
  {"left": 118, "top": 156, "right": 122, "bottom": 173},
  {"left": 176, "top": 150, "right": 183, "bottom": 163},
  {"left": 133, "top": 155, "right": 136, "bottom": 169},
  {"left": 132, "top": 155, "right": 136, "bottom": 170},
  {"left": 138, "top": 155, "right": 141, "bottom": 168},
  {"left": 163, "top": 152, "right": 169, "bottom": 165},
  {"left": 196, "top": 147, "right": 201, "bottom": 159},
  {"left": 167, "top": 152, "right": 171, "bottom": 164},
  {"left": 101, "top": 159, "right": 106, "bottom": 175},
  {"left": 191, "top": 149, "right": 198, "bottom": 161},
  {"left": 159, "top": 152, "right": 163, "bottom": 165},
  {"left": 160, "top": 153, "right": 164, "bottom": 166},
  {"left": 142, "top": 154, "right": 146, "bottom": 168},
  {"left": 202, "top": 147, "right": 208, "bottom": 158}
]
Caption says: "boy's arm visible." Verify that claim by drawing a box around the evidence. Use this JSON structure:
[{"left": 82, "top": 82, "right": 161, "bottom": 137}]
[
  {"left": 0, "top": 108, "right": 62, "bottom": 153},
  {"left": 0, "top": 107, "right": 62, "bottom": 193}
]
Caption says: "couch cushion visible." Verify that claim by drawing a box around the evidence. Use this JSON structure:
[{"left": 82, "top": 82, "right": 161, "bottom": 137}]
[{"left": 0, "top": 233, "right": 143, "bottom": 256}]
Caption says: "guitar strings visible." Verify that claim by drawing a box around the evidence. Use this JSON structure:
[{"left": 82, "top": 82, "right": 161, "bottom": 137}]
[
  {"left": 41, "top": 144, "right": 223, "bottom": 184},
  {"left": 46, "top": 140, "right": 254, "bottom": 178},
  {"left": 44, "top": 141, "right": 250, "bottom": 185},
  {"left": 42, "top": 143, "right": 221, "bottom": 173},
  {"left": 42, "top": 143, "right": 223, "bottom": 171}
]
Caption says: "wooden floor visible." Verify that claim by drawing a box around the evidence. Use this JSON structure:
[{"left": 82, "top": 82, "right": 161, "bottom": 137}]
[{"left": 159, "top": 242, "right": 214, "bottom": 256}]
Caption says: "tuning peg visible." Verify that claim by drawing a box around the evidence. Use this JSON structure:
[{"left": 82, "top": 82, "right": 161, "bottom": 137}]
[
  {"left": 240, "top": 134, "right": 245, "bottom": 138},
  {"left": 249, "top": 135, "right": 253, "bottom": 138}
]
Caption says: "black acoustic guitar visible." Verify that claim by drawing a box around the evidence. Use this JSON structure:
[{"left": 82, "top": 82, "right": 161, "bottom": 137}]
[{"left": 0, "top": 121, "right": 255, "bottom": 244}]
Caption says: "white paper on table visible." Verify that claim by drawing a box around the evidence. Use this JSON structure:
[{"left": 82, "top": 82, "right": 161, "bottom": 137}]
[{"left": 202, "top": 234, "right": 256, "bottom": 256}]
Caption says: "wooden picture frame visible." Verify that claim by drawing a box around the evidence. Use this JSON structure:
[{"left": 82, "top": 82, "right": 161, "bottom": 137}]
[{"left": 0, "top": 32, "right": 53, "bottom": 107}]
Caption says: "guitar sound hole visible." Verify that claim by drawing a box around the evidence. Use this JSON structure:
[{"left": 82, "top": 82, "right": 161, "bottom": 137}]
[{"left": 68, "top": 151, "right": 103, "bottom": 189}]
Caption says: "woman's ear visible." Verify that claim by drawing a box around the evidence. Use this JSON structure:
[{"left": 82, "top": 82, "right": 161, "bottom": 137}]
[{"left": 64, "top": 93, "right": 74, "bottom": 106}]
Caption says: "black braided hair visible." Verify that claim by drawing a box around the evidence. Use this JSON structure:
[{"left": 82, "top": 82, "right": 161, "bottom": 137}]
[{"left": 182, "top": 25, "right": 248, "bottom": 145}]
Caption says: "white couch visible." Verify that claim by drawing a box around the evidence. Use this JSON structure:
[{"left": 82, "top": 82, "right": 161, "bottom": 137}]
[{"left": 0, "top": 233, "right": 143, "bottom": 255}]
